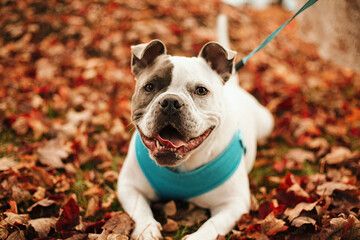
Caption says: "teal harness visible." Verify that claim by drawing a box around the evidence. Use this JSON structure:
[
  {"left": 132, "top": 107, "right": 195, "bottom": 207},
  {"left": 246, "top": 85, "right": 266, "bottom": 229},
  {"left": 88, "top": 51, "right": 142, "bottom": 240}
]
[{"left": 135, "top": 130, "right": 246, "bottom": 200}]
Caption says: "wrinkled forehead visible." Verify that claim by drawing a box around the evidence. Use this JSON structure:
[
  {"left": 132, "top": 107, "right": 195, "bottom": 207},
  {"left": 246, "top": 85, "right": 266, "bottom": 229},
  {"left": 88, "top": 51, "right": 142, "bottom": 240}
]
[
  {"left": 170, "top": 56, "right": 222, "bottom": 88},
  {"left": 136, "top": 55, "right": 173, "bottom": 86},
  {"left": 136, "top": 55, "right": 220, "bottom": 89}
]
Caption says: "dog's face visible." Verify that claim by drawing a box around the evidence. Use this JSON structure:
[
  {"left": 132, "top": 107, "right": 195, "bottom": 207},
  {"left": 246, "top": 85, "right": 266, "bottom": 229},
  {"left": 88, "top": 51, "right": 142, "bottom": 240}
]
[{"left": 131, "top": 40, "right": 236, "bottom": 167}]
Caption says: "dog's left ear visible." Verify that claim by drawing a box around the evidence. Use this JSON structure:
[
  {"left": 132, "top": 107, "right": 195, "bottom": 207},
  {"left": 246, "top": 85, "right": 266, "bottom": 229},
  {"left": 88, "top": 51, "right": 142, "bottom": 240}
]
[{"left": 199, "top": 42, "right": 237, "bottom": 82}]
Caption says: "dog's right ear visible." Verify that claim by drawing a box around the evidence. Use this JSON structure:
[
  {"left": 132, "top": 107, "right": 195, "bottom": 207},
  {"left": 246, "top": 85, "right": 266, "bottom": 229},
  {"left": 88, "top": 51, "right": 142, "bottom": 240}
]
[{"left": 131, "top": 40, "right": 166, "bottom": 76}]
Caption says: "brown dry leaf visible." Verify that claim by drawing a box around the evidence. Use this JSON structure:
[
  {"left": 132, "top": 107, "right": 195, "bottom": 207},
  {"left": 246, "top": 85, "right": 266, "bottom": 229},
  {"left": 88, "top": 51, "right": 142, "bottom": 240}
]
[
  {"left": 11, "top": 116, "right": 28, "bottom": 135},
  {"left": 85, "top": 196, "right": 101, "bottom": 218},
  {"left": 37, "top": 138, "right": 72, "bottom": 168},
  {"left": 66, "top": 109, "right": 92, "bottom": 126},
  {"left": 250, "top": 194, "right": 260, "bottom": 211},
  {"left": 28, "top": 119, "right": 49, "bottom": 140},
  {"left": 84, "top": 184, "right": 106, "bottom": 196},
  {"left": 325, "top": 124, "right": 348, "bottom": 137},
  {"left": 316, "top": 182, "right": 357, "bottom": 196},
  {"left": 285, "top": 148, "right": 315, "bottom": 163},
  {"left": 305, "top": 137, "right": 330, "bottom": 154},
  {"left": 163, "top": 218, "right": 179, "bottom": 232},
  {"left": 92, "top": 112, "right": 111, "bottom": 128},
  {"left": 291, "top": 117, "right": 320, "bottom": 138},
  {"left": 102, "top": 212, "right": 134, "bottom": 235},
  {"left": 107, "top": 233, "right": 129, "bottom": 240},
  {"left": 291, "top": 216, "right": 316, "bottom": 227},
  {"left": 6, "top": 229, "right": 25, "bottom": 240},
  {"left": 178, "top": 205, "right": 208, "bottom": 227},
  {"left": 102, "top": 192, "right": 116, "bottom": 209},
  {"left": 0, "top": 157, "right": 18, "bottom": 171},
  {"left": 256, "top": 234, "right": 270, "bottom": 240},
  {"left": 65, "top": 233, "right": 88, "bottom": 240},
  {"left": 28, "top": 217, "right": 57, "bottom": 238},
  {"left": 321, "top": 146, "right": 353, "bottom": 164},
  {"left": 287, "top": 183, "right": 310, "bottom": 198},
  {"left": 345, "top": 214, "right": 360, "bottom": 239},
  {"left": 11, "top": 184, "right": 31, "bottom": 204},
  {"left": 3, "top": 212, "right": 29, "bottom": 225},
  {"left": 318, "top": 213, "right": 355, "bottom": 239},
  {"left": 259, "top": 212, "right": 288, "bottom": 235},
  {"left": 27, "top": 198, "right": 56, "bottom": 212},
  {"left": 284, "top": 201, "right": 318, "bottom": 222},
  {"left": 32, "top": 186, "right": 46, "bottom": 201},
  {"left": 110, "top": 118, "right": 130, "bottom": 140},
  {"left": 103, "top": 170, "right": 118, "bottom": 183},
  {"left": 0, "top": 223, "right": 8, "bottom": 240},
  {"left": 93, "top": 140, "right": 113, "bottom": 162},
  {"left": 7, "top": 200, "right": 17, "bottom": 214},
  {"left": 164, "top": 201, "right": 177, "bottom": 217}
]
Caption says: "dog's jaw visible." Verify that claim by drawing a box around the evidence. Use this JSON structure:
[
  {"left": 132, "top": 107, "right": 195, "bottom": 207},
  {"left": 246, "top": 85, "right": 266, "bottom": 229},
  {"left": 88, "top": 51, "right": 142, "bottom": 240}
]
[{"left": 138, "top": 125, "right": 214, "bottom": 167}]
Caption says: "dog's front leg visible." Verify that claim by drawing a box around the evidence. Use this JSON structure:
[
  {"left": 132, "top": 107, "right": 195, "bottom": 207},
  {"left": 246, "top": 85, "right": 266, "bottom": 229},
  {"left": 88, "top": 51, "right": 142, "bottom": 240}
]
[
  {"left": 183, "top": 201, "right": 248, "bottom": 240},
  {"left": 118, "top": 185, "right": 162, "bottom": 240},
  {"left": 118, "top": 137, "right": 162, "bottom": 240}
]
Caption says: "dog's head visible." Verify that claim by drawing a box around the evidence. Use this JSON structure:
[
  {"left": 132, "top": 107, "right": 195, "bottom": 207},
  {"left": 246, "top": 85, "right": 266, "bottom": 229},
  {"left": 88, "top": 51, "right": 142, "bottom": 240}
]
[{"left": 130, "top": 40, "right": 236, "bottom": 167}]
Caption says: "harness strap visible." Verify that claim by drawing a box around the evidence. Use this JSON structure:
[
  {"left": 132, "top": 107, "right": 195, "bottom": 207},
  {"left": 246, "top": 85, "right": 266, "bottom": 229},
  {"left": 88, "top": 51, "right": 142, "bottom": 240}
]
[
  {"left": 136, "top": 130, "right": 246, "bottom": 200},
  {"left": 235, "top": 0, "right": 318, "bottom": 71}
]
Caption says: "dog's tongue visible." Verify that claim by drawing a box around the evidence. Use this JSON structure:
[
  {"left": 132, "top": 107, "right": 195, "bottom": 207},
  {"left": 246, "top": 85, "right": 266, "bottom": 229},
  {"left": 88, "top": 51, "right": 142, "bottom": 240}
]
[{"left": 158, "top": 126, "right": 186, "bottom": 148}]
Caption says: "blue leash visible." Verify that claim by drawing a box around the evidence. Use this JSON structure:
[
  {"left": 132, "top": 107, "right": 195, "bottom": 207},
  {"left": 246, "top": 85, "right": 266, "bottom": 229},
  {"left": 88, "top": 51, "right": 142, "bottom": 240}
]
[{"left": 235, "top": 0, "right": 318, "bottom": 71}]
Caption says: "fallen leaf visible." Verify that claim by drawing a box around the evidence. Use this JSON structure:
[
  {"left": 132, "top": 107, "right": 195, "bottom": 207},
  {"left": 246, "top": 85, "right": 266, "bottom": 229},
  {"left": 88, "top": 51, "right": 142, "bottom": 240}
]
[
  {"left": 28, "top": 217, "right": 57, "bottom": 238},
  {"left": 259, "top": 212, "right": 288, "bottom": 235},
  {"left": 56, "top": 198, "right": 80, "bottom": 232},
  {"left": 318, "top": 213, "right": 360, "bottom": 239},
  {"left": 11, "top": 116, "right": 28, "bottom": 135},
  {"left": 285, "top": 148, "right": 315, "bottom": 163},
  {"left": 85, "top": 196, "right": 102, "bottom": 218},
  {"left": 65, "top": 233, "right": 88, "bottom": 240},
  {"left": 0, "top": 157, "right": 18, "bottom": 171},
  {"left": 93, "top": 140, "right": 113, "bottom": 162},
  {"left": 3, "top": 212, "right": 29, "bottom": 225},
  {"left": 163, "top": 218, "right": 179, "bottom": 232},
  {"left": 287, "top": 183, "right": 310, "bottom": 198},
  {"left": 102, "top": 212, "right": 134, "bottom": 235},
  {"left": 291, "top": 216, "right": 316, "bottom": 227},
  {"left": 177, "top": 205, "right": 208, "bottom": 227},
  {"left": 321, "top": 146, "right": 354, "bottom": 164},
  {"left": 37, "top": 138, "right": 72, "bottom": 168},
  {"left": 316, "top": 182, "right": 357, "bottom": 196},
  {"left": 107, "top": 233, "right": 128, "bottom": 240},
  {"left": 284, "top": 201, "right": 318, "bottom": 222},
  {"left": 164, "top": 201, "right": 177, "bottom": 217},
  {"left": 32, "top": 186, "right": 46, "bottom": 201},
  {"left": 7, "top": 200, "right": 18, "bottom": 213},
  {"left": 6, "top": 229, "right": 25, "bottom": 240},
  {"left": 0, "top": 224, "right": 8, "bottom": 240}
]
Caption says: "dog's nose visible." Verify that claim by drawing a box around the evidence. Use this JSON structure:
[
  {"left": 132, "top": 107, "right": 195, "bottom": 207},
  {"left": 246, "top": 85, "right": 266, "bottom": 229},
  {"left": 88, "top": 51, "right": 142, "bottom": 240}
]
[{"left": 160, "top": 98, "right": 183, "bottom": 113}]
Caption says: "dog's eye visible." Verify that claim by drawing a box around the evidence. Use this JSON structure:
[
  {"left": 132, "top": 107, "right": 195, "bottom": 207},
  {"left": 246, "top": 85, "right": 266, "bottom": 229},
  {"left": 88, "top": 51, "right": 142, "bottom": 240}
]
[
  {"left": 195, "top": 86, "right": 208, "bottom": 96},
  {"left": 144, "top": 83, "right": 155, "bottom": 92}
]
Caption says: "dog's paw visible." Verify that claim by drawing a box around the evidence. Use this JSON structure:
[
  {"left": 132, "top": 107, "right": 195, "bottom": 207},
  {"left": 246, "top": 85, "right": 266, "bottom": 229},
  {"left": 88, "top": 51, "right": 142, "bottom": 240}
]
[{"left": 132, "top": 220, "right": 162, "bottom": 240}]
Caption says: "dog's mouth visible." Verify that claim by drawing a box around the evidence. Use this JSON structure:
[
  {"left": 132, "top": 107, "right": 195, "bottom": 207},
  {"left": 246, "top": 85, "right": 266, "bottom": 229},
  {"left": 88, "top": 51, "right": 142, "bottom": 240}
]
[{"left": 139, "top": 125, "right": 213, "bottom": 161}]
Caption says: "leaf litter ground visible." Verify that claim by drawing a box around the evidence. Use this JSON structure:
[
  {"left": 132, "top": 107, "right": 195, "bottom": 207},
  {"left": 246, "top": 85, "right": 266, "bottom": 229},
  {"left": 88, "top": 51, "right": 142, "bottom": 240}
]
[{"left": 0, "top": 0, "right": 359, "bottom": 239}]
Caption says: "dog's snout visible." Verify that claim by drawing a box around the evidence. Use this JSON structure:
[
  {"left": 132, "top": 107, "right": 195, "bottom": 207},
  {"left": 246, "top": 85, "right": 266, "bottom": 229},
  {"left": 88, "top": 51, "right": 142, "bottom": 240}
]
[{"left": 160, "top": 98, "right": 183, "bottom": 113}]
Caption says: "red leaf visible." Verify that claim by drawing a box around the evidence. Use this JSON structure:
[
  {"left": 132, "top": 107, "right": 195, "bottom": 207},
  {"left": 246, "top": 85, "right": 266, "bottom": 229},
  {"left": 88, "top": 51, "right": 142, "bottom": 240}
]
[{"left": 56, "top": 198, "right": 80, "bottom": 232}]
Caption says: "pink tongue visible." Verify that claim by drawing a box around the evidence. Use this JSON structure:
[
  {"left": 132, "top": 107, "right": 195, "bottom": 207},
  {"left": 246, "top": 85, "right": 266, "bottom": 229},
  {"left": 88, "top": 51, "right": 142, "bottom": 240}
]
[{"left": 157, "top": 134, "right": 186, "bottom": 148}]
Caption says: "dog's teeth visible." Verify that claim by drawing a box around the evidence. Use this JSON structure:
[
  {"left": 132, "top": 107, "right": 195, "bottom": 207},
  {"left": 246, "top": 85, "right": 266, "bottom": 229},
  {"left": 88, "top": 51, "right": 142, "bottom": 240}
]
[{"left": 156, "top": 140, "right": 160, "bottom": 148}]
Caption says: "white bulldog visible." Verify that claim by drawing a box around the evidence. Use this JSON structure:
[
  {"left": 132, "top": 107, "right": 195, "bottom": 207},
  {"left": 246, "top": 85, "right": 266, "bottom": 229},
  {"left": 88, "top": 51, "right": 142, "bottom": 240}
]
[{"left": 117, "top": 17, "right": 274, "bottom": 240}]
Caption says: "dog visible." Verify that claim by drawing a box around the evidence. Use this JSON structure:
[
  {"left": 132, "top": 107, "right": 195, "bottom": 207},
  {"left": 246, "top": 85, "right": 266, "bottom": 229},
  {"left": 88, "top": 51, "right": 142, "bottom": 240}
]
[{"left": 117, "top": 14, "right": 274, "bottom": 240}]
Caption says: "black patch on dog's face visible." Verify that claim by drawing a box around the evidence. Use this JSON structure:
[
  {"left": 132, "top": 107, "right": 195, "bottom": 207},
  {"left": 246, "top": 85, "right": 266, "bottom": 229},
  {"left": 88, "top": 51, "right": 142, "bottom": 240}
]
[{"left": 131, "top": 55, "right": 173, "bottom": 123}]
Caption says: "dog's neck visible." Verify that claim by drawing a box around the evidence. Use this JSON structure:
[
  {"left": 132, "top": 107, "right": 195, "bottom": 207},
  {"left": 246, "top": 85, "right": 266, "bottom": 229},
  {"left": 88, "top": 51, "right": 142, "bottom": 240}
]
[{"left": 171, "top": 92, "right": 237, "bottom": 173}]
